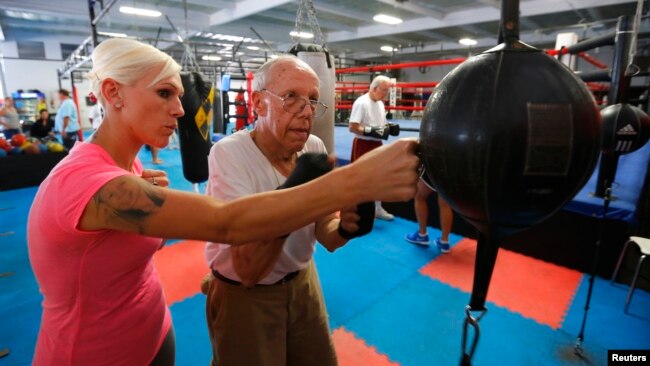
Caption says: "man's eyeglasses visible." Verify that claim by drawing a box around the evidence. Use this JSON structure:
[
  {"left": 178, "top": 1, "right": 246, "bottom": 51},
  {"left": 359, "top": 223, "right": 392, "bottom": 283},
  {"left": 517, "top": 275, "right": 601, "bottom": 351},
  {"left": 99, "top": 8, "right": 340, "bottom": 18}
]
[{"left": 261, "top": 89, "right": 328, "bottom": 118}]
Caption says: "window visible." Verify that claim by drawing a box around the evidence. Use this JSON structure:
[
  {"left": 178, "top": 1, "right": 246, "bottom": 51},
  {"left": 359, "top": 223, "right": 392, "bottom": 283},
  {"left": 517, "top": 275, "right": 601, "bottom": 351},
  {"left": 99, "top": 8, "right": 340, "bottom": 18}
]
[
  {"left": 61, "top": 43, "right": 78, "bottom": 60},
  {"left": 17, "top": 41, "right": 45, "bottom": 59}
]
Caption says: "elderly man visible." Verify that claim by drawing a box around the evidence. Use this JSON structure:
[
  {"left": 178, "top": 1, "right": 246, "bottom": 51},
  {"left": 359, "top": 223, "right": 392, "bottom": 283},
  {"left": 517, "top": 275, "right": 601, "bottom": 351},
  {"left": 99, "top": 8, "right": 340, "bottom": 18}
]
[
  {"left": 348, "top": 75, "right": 400, "bottom": 221},
  {"left": 204, "top": 55, "right": 390, "bottom": 365}
]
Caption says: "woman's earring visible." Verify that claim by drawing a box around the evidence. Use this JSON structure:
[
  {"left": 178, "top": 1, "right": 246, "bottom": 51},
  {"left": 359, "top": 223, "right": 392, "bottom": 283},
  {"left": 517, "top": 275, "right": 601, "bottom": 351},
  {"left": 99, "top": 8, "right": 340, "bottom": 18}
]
[{"left": 114, "top": 101, "right": 123, "bottom": 109}]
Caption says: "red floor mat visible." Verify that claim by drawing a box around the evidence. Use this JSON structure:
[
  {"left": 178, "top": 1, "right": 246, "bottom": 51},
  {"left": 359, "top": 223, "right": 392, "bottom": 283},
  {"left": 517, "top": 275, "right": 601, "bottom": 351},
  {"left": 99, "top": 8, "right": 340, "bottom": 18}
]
[
  {"left": 420, "top": 238, "right": 582, "bottom": 329},
  {"left": 332, "top": 327, "right": 400, "bottom": 366},
  {"left": 154, "top": 240, "right": 209, "bottom": 305}
]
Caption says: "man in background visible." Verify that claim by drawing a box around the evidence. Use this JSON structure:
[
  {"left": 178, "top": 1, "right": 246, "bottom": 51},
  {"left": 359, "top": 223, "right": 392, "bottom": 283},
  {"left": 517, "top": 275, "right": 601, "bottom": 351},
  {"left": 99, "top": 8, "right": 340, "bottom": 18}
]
[
  {"left": 55, "top": 89, "right": 80, "bottom": 149},
  {"left": 348, "top": 75, "right": 400, "bottom": 221}
]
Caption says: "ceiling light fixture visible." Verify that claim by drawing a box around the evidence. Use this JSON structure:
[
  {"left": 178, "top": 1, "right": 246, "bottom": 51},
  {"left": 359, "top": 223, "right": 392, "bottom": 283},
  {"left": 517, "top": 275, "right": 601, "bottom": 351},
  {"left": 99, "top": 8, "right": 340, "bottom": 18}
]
[
  {"left": 202, "top": 55, "right": 222, "bottom": 61},
  {"left": 98, "top": 31, "right": 128, "bottom": 38},
  {"left": 289, "top": 31, "right": 314, "bottom": 39},
  {"left": 459, "top": 38, "right": 477, "bottom": 46},
  {"left": 373, "top": 14, "right": 403, "bottom": 25},
  {"left": 119, "top": 6, "right": 162, "bottom": 17},
  {"left": 380, "top": 45, "right": 396, "bottom": 52}
]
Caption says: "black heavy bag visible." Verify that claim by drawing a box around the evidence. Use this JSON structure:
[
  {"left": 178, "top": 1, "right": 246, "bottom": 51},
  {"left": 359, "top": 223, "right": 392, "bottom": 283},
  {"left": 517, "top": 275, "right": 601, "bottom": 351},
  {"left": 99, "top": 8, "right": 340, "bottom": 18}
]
[
  {"left": 419, "top": 0, "right": 601, "bottom": 363},
  {"left": 595, "top": 103, "right": 650, "bottom": 197},
  {"left": 213, "top": 87, "right": 224, "bottom": 134},
  {"left": 177, "top": 72, "right": 214, "bottom": 184}
]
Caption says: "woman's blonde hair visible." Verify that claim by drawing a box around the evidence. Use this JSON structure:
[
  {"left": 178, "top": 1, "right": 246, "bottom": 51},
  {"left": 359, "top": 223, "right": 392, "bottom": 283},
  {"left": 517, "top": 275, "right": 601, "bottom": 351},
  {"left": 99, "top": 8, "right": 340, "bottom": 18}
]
[{"left": 88, "top": 38, "right": 181, "bottom": 105}]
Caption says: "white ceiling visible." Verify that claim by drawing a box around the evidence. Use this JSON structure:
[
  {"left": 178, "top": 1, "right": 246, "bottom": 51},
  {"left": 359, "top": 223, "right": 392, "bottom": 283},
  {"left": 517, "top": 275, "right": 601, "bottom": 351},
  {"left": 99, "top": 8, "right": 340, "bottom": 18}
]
[{"left": 1, "top": 0, "right": 648, "bottom": 70}]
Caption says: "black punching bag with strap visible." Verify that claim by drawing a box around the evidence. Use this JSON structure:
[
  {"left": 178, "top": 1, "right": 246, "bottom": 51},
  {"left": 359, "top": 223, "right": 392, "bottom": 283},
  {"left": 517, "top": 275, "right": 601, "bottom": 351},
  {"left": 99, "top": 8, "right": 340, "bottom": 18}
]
[
  {"left": 177, "top": 72, "right": 214, "bottom": 184},
  {"left": 419, "top": 0, "right": 601, "bottom": 363}
]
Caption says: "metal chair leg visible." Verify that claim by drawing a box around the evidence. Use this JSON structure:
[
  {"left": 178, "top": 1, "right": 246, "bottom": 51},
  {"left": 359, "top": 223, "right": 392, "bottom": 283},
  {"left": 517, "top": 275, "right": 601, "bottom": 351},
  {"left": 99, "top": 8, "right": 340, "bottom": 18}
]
[
  {"left": 625, "top": 254, "right": 646, "bottom": 314},
  {"left": 611, "top": 240, "right": 633, "bottom": 284}
]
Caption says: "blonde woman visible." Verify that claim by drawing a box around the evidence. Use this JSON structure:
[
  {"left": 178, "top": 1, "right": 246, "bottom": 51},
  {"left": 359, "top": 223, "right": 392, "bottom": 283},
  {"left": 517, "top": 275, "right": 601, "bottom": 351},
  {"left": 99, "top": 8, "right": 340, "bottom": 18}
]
[{"left": 27, "top": 38, "right": 419, "bottom": 366}]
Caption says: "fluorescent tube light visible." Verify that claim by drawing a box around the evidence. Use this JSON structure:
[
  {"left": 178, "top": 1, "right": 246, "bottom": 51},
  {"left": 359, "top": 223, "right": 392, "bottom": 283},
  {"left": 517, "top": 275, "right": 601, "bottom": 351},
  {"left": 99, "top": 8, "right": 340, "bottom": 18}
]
[
  {"left": 289, "top": 31, "right": 314, "bottom": 39},
  {"left": 98, "top": 31, "right": 127, "bottom": 38},
  {"left": 373, "top": 14, "right": 402, "bottom": 25},
  {"left": 119, "top": 6, "right": 162, "bottom": 17},
  {"left": 459, "top": 38, "right": 477, "bottom": 46}
]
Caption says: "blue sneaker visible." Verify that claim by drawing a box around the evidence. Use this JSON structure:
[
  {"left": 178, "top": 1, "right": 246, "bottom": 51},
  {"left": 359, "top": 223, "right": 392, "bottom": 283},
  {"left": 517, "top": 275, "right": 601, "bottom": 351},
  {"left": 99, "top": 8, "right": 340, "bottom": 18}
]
[
  {"left": 406, "top": 231, "right": 430, "bottom": 246},
  {"left": 435, "top": 238, "right": 450, "bottom": 253}
]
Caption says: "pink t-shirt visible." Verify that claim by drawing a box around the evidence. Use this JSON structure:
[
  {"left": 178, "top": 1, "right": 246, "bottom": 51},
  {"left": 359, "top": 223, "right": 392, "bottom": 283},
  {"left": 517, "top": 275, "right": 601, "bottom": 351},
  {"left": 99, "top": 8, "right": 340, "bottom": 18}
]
[{"left": 27, "top": 142, "right": 170, "bottom": 366}]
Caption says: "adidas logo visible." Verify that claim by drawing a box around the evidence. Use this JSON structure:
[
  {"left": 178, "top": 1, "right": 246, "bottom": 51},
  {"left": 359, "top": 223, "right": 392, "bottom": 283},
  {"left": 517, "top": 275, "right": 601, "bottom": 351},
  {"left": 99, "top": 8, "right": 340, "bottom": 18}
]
[{"left": 616, "top": 124, "right": 637, "bottom": 135}]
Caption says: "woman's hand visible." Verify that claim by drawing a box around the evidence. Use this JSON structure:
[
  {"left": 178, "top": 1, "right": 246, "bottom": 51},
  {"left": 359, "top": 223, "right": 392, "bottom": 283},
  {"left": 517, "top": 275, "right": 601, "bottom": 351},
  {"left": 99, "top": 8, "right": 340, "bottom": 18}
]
[{"left": 141, "top": 169, "right": 169, "bottom": 188}]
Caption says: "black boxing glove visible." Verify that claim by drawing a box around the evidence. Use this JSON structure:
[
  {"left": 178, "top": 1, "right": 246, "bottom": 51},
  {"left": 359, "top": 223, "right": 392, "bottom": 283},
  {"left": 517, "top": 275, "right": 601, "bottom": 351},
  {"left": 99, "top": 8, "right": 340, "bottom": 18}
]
[
  {"left": 388, "top": 123, "right": 400, "bottom": 136},
  {"left": 278, "top": 153, "right": 332, "bottom": 189},
  {"left": 363, "top": 126, "right": 389, "bottom": 140},
  {"left": 337, "top": 201, "right": 375, "bottom": 239},
  {"left": 277, "top": 153, "right": 333, "bottom": 239}
]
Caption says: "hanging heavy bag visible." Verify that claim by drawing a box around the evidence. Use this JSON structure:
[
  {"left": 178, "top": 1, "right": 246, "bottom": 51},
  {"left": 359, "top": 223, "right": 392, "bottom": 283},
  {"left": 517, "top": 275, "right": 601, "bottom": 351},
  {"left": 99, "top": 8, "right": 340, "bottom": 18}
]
[
  {"left": 177, "top": 72, "right": 214, "bottom": 184},
  {"left": 418, "top": 0, "right": 601, "bottom": 364},
  {"left": 288, "top": 43, "right": 336, "bottom": 154}
]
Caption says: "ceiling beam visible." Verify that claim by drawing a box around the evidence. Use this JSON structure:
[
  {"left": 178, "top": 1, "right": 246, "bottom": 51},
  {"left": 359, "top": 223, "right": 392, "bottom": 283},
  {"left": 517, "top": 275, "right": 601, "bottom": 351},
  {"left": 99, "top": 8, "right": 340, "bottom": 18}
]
[
  {"left": 519, "top": 17, "right": 543, "bottom": 32},
  {"left": 259, "top": 9, "right": 356, "bottom": 32},
  {"left": 415, "top": 30, "right": 455, "bottom": 43},
  {"left": 459, "top": 24, "right": 496, "bottom": 38},
  {"left": 375, "top": 0, "right": 445, "bottom": 20},
  {"left": 209, "top": 0, "right": 293, "bottom": 26},
  {"left": 327, "top": 0, "right": 635, "bottom": 43},
  {"left": 474, "top": 0, "right": 500, "bottom": 8},
  {"left": 311, "top": 3, "right": 373, "bottom": 22},
  {"left": 351, "top": 18, "right": 650, "bottom": 61}
]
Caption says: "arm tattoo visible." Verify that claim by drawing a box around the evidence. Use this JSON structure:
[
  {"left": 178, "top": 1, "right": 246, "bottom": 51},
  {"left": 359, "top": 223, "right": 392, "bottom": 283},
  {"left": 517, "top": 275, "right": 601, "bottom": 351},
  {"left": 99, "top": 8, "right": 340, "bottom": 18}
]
[{"left": 94, "top": 177, "right": 167, "bottom": 233}]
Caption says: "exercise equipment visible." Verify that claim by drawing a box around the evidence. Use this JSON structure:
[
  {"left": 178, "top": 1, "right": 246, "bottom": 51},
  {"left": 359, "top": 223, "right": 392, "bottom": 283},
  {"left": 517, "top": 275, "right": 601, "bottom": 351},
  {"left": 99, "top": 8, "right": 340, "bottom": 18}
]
[
  {"left": 234, "top": 91, "right": 247, "bottom": 131},
  {"left": 337, "top": 202, "right": 374, "bottom": 240},
  {"left": 10, "top": 134, "right": 26, "bottom": 147},
  {"left": 419, "top": 0, "right": 601, "bottom": 364},
  {"left": 177, "top": 71, "right": 214, "bottom": 185},
  {"left": 573, "top": 11, "right": 650, "bottom": 357},
  {"left": 220, "top": 75, "right": 251, "bottom": 134},
  {"left": 288, "top": 0, "right": 335, "bottom": 154},
  {"left": 46, "top": 142, "right": 64, "bottom": 153}
]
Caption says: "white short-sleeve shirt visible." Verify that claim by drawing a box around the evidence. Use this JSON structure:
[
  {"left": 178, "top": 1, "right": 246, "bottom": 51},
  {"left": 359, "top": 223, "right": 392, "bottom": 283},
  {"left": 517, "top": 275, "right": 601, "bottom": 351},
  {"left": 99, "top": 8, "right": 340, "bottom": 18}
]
[
  {"left": 205, "top": 129, "right": 327, "bottom": 284},
  {"left": 349, "top": 92, "right": 387, "bottom": 141}
]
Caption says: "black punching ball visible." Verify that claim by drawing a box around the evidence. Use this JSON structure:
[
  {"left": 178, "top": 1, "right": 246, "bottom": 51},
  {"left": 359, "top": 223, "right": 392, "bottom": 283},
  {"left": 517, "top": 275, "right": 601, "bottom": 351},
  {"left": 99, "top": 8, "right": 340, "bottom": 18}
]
[
  {"left": 177, "top": 72, "right": 214, "bottom": 184},
  {"left": 420, "top": 5, "right": 601, "bottom": 239},
  {"left": 419, "top": 1, "right": 600, "bottom": 362},
  {"left": 601, "top": 103, "right": 650, "bottom": 154},
  {"left": 595, "top": 103, "right": 650, "bottom": 197}
]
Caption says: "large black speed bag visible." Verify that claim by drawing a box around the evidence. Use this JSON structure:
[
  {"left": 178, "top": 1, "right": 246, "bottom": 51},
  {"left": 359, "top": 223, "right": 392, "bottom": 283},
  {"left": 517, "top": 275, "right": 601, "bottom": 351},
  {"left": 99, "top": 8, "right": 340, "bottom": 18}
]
[
  {"left": 420, "top": 42, "right": 601, "bottom": 236},
  {"left": 178, "top": 72, "right": 214, "bottom": 184}
]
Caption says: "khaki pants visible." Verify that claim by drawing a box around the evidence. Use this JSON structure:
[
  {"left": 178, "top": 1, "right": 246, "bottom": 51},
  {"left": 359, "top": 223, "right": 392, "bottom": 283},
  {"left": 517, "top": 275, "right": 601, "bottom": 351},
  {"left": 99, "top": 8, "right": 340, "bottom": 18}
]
[{"left": 206, "top": 261, "right": 337, "bottom": 366}]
